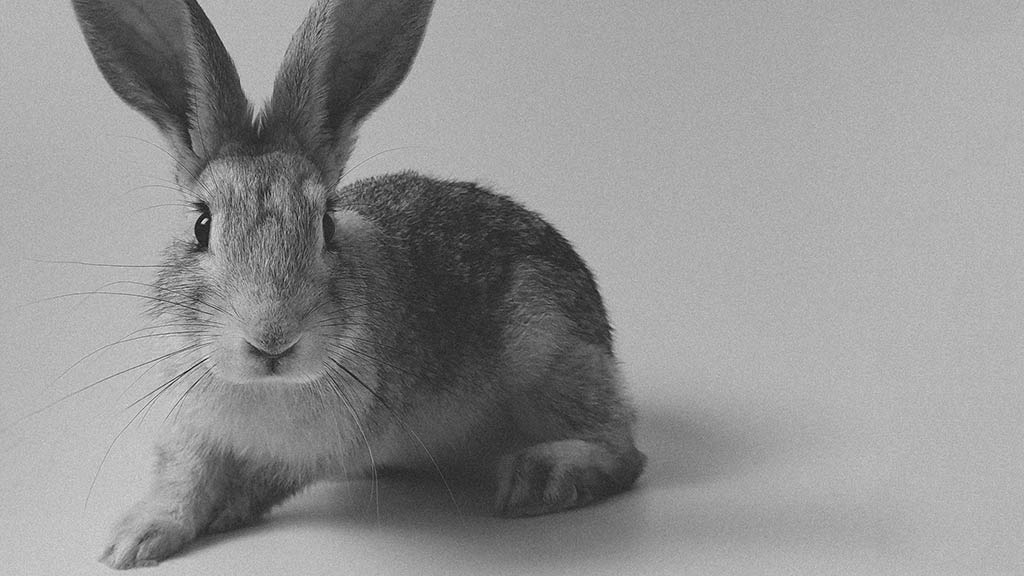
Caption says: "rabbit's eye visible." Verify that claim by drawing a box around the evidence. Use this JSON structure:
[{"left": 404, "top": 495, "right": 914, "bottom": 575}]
[
  {"left": 322, "top": 213, "right": 335, "bottom": 245},
  {"left": 194, "top": 209, "right": 212, "bottom": 250}
]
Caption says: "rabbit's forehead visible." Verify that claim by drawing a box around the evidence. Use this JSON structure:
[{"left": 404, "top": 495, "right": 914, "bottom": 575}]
[{"left": 197, "top": 153, "right": 327, "bottom": 218}]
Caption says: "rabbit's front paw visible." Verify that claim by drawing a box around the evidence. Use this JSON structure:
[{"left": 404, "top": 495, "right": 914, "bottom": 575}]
[{"left": 100, "top": 509, "right": 194, "bottom": 569}]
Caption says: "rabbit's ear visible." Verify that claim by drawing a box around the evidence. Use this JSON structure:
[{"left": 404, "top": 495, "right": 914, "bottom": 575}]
[
  {"left": 261, "top": 0, "right": 434, "bottom": 185},
  {"left": 72, "top": 0, "right": 252, "bottom": 182}
]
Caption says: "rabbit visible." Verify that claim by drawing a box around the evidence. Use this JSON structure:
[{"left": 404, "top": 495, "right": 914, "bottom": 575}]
[{"left": 72, "top": 0, "right": 645, "bottom": 569}]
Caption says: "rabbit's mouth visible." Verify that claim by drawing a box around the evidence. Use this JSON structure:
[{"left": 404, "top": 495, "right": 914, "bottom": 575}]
[
  {"left": 214, "top": 333, "right": 322, "bottom": 384},
  {"left": 247, "top": 341, "right": 295, "bottom": 376}
]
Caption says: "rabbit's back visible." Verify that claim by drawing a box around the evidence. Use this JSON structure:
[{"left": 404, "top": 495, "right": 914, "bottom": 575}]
[{"left": 338, "top": 172, "right": 614, "bottom": 356}]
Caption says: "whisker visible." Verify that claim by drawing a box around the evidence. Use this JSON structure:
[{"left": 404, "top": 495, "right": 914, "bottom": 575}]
[
  {"left": 332, "top": 335, "right": 406, "bottom": 354},
  {"left": 86, "top": 409, "right": 142, "bottom": 513},
  {"left": 327, "top": 342, "right": 417, "bottom": 379},
  {"left": 165, "top": 363, "right": 214, "bottom": 423},
  {"left": 24, "top": 257, "right": 170, "bottom": 270},
  {"left": 134, "top": 201, "right": 195, "bottom": 214},
  {"left": 313, "top": 298, "right": 402, "bottom": 319},
  {"left": 323, "top": 373, "right": 380, "bottom": 524},
  {"left": 329, "top": 359, "right": 389, "bottom": 407},
  {"left": 300, "top": 298, "right": 335, "bottom": 324},
  {"left": 337, "top": 146, "right": 427, "bottom": 184},
  {"left": 115, "top": 280, "right": 231, "bottom": 318},
  {"left": 2, "top": 343, "right": 206, "bottom": 434},
  {"left": 8, "top": 288, "right": 217, "bottom": 321},
  {"left": 324, "top": 360, "right": 462, "bottom": 521},
  {"left": 338, "top": 301, "right": 396, "bottom": 315},
  {"left": 46, "top": 327, "right": 208, "bottom": 392},
  {"left": 125, "top": 355, "right": 209, "bottom": 414},
  {"left": 123, "top": 183, "right": 188, "bottom": 196},
  {"left": 113, "top": 356, "right": 166, "bottom": 406},
  {"left": 85, "top": 356, "right": 206, "bottom": 512},
  {"left": 118, "top": 136, "right": 206, "bottom": 192},
  {"left": 2, "top": 279, "right": 136, "bottom": 316},
  {"left": 401, "top": 424, "right": 463, "bottom": 523},
  {"left": 72, "top": 290, "right": 220, "bottom": 320}
]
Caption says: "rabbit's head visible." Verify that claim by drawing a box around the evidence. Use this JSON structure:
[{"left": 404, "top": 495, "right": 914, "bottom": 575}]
[{"left": 73, "top": 0, "right": 433, "bottom": 385}]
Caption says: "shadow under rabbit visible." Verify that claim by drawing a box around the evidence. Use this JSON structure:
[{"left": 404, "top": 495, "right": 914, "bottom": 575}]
[
  {"left": 636, "top": 397, "right": 792, "bottom": 490},
  {"left": 173, "top": 397, "right": 791, "bottom": 566}
]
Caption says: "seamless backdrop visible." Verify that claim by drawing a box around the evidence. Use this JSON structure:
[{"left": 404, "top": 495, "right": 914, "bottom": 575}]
[{"left": 1, "top": 1, "right": 1022, "bottom": 575}]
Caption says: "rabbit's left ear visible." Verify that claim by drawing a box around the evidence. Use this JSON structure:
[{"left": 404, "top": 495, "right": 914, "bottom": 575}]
[
  {"left": 72, "top": 0, "right": 252, "bottom": 182},
  {"left": 260, "top": 0, "right": 434, "bottom": 186}
]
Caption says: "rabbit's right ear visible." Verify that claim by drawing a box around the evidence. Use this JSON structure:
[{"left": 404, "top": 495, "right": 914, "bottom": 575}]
[
  {"left": 72, "top": 0, "right": 252, "bottom": 183},
  {"left": 261, "top": 0, "right": 434, "bottom": 186}
]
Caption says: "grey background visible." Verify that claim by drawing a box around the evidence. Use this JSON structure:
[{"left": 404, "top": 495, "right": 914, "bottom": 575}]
[{"left": 2, "top": 1, "right": 1022, "bottom": 574}]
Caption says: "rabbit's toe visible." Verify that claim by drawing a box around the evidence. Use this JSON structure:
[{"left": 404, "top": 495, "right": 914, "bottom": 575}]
[
  {"left": 100, "top": 510, "right": 193, "bottom": 569},
  {"left": 494, "top": 439, "right": 644, "bottom": 517}
]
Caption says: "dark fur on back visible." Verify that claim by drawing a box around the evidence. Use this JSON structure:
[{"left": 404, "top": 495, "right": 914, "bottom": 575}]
[{"left": 338, "top": 172, "right": 613, "bottom": 360}]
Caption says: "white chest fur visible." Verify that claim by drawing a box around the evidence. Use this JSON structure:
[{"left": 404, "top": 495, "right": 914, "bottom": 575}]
[{"left": 169, "top": 379, "right": 374, "bottom": 477}]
